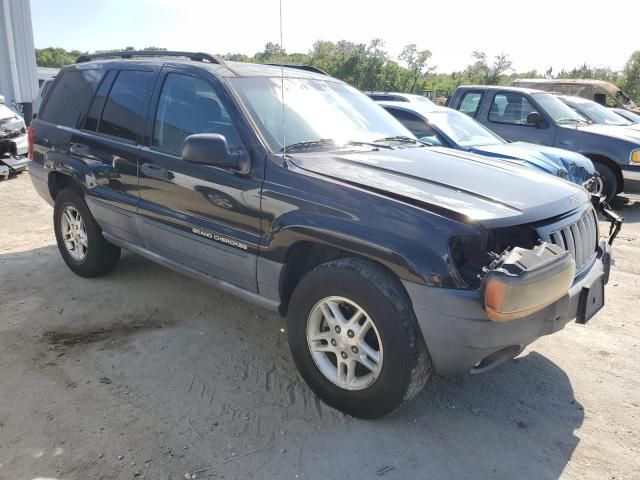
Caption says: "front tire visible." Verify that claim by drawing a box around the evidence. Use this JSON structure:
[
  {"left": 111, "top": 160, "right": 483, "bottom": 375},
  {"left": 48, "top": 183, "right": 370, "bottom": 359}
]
[
  {"left": 54, "top": 188, "right": 121, "bottom": 277},
  {"left": 287, "top": 258, "right": 431, "bottom": 418},
  {"left": 593, "top": 162, "right": 618, "bottom": 202}
]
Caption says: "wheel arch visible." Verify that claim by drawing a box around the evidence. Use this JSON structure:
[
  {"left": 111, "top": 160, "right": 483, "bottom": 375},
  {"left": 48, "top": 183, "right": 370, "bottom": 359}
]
[
  {"left": 45, "top": 151, "right": 93, "bottom": 201},
  {"left": 582, "top": 153, "right": 623, "bottom": 193},
  {"left": 48, "top": 170, "right": 85, "bottom": 200},
  {"left": 274, "top": 233, "right": 425, "bottom": 316}
]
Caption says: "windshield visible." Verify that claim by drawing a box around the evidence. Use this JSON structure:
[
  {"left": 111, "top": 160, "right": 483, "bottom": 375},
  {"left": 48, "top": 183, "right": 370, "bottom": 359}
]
[
  {"left": 616, "top": 109, "right": 640, "bottom": 123},
  {"left": 574, "top": 99, "right": 633, "bottom": 126},
  {"left": 430, "top": 109, "right": 503, "bottom": 147},
  {"left": 532, "top": 93, "right": 589, "bottom": 125},
  {"left": 228, "top": 77, "right": 415, "bottom": 152}
]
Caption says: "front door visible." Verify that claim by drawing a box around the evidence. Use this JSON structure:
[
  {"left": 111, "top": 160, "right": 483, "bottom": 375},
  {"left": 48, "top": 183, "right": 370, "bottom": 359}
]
[
  {"left": 482, "top": 91, "right": 557, "bottom": 146},
  {"left": 137, "top": 66, "right": 263, "bottom": 291}
]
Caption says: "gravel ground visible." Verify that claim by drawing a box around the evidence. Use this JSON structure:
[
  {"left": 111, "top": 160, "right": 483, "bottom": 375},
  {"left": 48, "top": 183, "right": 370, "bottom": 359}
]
[{"left": 0, "top": 172, "right": 639, "bottom": 480}]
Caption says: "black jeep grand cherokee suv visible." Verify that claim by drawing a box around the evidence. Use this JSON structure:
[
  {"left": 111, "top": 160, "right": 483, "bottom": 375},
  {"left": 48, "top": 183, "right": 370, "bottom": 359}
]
[{"left": 29, "top": 51, "right": 618, "bottom": 418}]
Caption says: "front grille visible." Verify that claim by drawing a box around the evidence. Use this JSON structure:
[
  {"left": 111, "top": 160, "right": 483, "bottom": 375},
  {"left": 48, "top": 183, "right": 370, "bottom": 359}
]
[{"left": 539, "top": 206, "right": 598, "bottom": 276}]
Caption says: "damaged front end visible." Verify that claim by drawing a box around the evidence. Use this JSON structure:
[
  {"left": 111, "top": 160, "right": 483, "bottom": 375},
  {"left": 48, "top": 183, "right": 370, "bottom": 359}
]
[
  {"left": 590, "top": 193, "right": 623, "bottom": 245},
  {"left": 482, "top": 243, "right": 575, "bottom": 322},
  {"left": 449, "top": 198, "right": 623, "bottom": 323}
]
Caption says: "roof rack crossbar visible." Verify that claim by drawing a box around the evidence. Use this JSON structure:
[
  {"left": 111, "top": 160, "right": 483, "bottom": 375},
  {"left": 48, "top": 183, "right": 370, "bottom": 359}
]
[
  {"left": 75, "top": 50, "right": 228, "bottom": 66},
  {"left": 264, "top": 63, "right": 328, "bottom": 76}
]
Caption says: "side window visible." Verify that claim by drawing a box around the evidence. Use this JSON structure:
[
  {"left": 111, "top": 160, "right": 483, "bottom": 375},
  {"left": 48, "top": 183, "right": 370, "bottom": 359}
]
[
  {"left": 98, "top": 70, "right": 155, "bottom": 142},
  {"left": 84, "top": 70, "right": 117, "bottom": 132},
  {"left": 153, "top": 73, "right": 241, "bottom": 154},
  {"left": 39, "top": 69, "right": 103, "bottom": 127},
  {"left": 387, "top": 109, "right": 442, "bottom": 145},
  {"left": 604, "top": 95, "right": 619, "bottom": 108},
  {"left": 41, "top": 79, "right": 54, "bottom": 99},
  {"left": 458, "top": 92, "right": 482, "bottom": 117},
  {"left": 489, "top": 93, "right": 539, "bottom": 125}
]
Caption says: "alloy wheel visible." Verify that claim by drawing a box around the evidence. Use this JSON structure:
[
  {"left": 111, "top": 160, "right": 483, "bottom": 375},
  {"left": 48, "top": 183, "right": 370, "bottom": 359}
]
[
  {"left": 306, "top": 296, "right": 383, "bottom": 391},
  {"left": 60, "top": 205, "right": 88, "bottom": 261}
]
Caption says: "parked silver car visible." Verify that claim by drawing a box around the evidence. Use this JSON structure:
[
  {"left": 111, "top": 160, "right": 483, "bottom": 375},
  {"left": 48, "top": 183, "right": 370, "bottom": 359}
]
[
  {"left": 559, "top": 95, "right": 640, "bottom": 134},
  {"left": 0, "top": 96, "right": 28, "bottom": 176},
  {"left": 613, "top": 108, "right": 640, "bottom": 124}
]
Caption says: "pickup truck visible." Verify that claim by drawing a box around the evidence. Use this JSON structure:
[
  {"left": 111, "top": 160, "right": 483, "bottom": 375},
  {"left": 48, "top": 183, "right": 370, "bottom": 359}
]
[
  {"left": 29, "top": 52, "right": 621, "bottom": 418},
  {"left": 448, "top": 85, "right": 640, "bottom": 200}
]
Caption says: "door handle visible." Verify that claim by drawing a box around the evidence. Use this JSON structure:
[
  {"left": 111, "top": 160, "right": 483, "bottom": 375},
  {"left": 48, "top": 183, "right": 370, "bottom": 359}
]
[{"left": 141, "top": 163, "right": 168, "bottom": 179}]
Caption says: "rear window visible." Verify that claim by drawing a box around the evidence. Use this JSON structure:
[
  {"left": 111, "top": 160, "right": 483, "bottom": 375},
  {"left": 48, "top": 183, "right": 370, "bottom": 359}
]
[
  {"left": 368, "top": 94, "right": 409, "bottom": 102},
  {"left": 97, "top": 70, "right": 155, "bottom": 142},
  {"left": 39, "top": 69, "right": 103, "bottom": 127}
]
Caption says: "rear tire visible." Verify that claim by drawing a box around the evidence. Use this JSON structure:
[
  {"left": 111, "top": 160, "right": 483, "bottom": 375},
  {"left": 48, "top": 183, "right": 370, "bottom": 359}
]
[
  {"left": 593, "top": 162, "right": 618, "bottom": 202},
  {"left": 54, "top": 188, "right": 120, "bottom": 277},
  {"left": 287, "top": 258, "right": 431, "bottom": 418}
]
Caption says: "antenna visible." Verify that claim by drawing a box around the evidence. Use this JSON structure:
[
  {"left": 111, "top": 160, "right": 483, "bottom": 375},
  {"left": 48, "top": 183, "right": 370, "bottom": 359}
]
[{"left": 279, "top": 0, "right": 287, "bottom": 166}]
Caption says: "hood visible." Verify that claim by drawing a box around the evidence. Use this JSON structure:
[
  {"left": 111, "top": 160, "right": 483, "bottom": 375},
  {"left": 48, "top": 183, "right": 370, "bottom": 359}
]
[
  {"left": 289, "top": 147, "right": 589, "bottom": 229},
  {"left": 578, "top": 123, "right": 640, "bottom": 142},
  {"left": 469, "top": 142, "right": 595, "bottom": 185}
]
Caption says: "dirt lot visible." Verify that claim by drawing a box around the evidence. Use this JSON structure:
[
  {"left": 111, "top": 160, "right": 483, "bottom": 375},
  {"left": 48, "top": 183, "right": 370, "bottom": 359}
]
[{"left": 1, "top": 172, "right": 639, "bottom": 480}]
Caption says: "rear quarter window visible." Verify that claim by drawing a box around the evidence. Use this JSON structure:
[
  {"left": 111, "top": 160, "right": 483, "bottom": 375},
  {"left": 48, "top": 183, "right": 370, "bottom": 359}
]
[{"left": 39, "top": 69, "right": 103, "bottom": 127}]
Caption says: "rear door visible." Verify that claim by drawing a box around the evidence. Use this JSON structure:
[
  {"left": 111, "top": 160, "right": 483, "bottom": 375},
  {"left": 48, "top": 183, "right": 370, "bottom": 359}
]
[
  {"left": 137, "top": 65, "right": 263, "bottom": 291},
  {"left": 480, "top": 90, "right": 557, "bottom": 145},
  {"left": 75, "top": 67, "right": 158, "bottom": 245}
]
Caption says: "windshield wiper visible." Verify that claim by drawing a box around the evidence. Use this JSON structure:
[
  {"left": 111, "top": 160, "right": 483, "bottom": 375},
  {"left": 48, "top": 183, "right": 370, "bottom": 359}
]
[
  {"left": 280, "top": 138, "right": 395, "bottom": 152},
  {"left": 345, "top": 140, "right": 394, "bottom": 149},
  {"left": 374, "top": 135, "right": 423, "bottom": 146},
  {"left": 557, "top": 118, "right": 588, "bottom": 125},
  {"left": 279, "top": 138, "right": 336, "bottom": 152}
]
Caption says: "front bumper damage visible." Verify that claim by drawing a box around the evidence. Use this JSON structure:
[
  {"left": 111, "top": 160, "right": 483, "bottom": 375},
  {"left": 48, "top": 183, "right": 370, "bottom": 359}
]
[
  {"left": 0, "top": 132, "right": 29, "bottom": 174},
  {"left": 404, "top": 202, "right": 622, "bottom": 376}
]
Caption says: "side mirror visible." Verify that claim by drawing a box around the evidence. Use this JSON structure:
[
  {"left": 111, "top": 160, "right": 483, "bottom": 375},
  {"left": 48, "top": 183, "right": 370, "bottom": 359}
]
[
  {"left": 182, "top": 133, "right": 237, "bottom": 169},
  {"left": 526, "top": 111, "right": 543, "bottom": 127}
]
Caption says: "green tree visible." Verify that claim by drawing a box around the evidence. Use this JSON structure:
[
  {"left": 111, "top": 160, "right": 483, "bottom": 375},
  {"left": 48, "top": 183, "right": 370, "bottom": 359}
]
[
  {"left": 464, "top": 51, "right": 512, "bottom": 85},
  {"left": 399, "top": 44, "right": 433, "bottom": 92},
  {"left": 620, "top": 51, "right": 640, "bottom": 102}
]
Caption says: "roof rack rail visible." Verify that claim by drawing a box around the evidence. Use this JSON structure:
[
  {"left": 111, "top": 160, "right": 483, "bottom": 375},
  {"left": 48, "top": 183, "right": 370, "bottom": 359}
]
[
  {"left": 75, "top": 50, "right": 227, "bottom": 65},
  {"left": 264, "top": 63, "right": 329, "bottom": 76}
]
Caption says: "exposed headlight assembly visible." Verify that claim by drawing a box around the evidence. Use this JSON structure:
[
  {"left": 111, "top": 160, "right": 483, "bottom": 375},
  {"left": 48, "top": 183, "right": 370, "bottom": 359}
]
[{"left": 482, "top": 243, "right": 575, "bottom": 322}]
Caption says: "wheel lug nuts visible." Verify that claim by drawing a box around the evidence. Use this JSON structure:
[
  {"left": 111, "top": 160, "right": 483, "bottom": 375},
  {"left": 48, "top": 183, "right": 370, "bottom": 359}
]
[
  {"left": 330, "top": 339, "right": 337, "bottom": 346},
  {"left": 347, "top": 330, "right": 354, "bottom": 338},
  {"left": 351, "top": 346, "right": 358, "bottom": 354},
  {"left": 335, "top": 326, "right": 341, "bottom": 334},
  {"left": 341, "top": 351, "right": 348, "bottom": 359}
]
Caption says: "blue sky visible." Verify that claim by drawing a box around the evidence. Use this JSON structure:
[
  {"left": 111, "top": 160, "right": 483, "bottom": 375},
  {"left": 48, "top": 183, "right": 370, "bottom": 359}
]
[{"left": 30, "top": 0, "right": 640, "bottom": 74}]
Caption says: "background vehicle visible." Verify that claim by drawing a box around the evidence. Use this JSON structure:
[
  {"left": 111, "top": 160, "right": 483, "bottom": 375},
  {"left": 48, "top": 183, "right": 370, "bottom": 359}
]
[
  {"left": 613, "top": 108, "right": 640, "bottom": 124},
  {"left": 448, "top": 85, "right": 640, "bottom": 200},
  {"left": 373, "top": 98, "right": 597, "bottom": 191},
  {"left": 29, "top": 52, "right": 617, "bottom": 418},
  {"left": 0, "top": 99, "right": 28, "bottom": 176},
  {"left": 365, "top": 91, "right": 435, "bottom": 104},
  {"left": 513, "top": 78, "right": 640, "bottom": 113},
  {"left": 32, "top": 77, "right": 55, "bottom": 118},
  {"left": 559, "top": 95, "right": 640, "bottom": 133}
]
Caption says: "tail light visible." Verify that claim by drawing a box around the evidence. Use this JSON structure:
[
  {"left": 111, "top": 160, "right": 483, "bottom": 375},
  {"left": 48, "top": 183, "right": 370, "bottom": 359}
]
[{"left": 27, "top": 126, "right": 35, "bottom": 160}]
